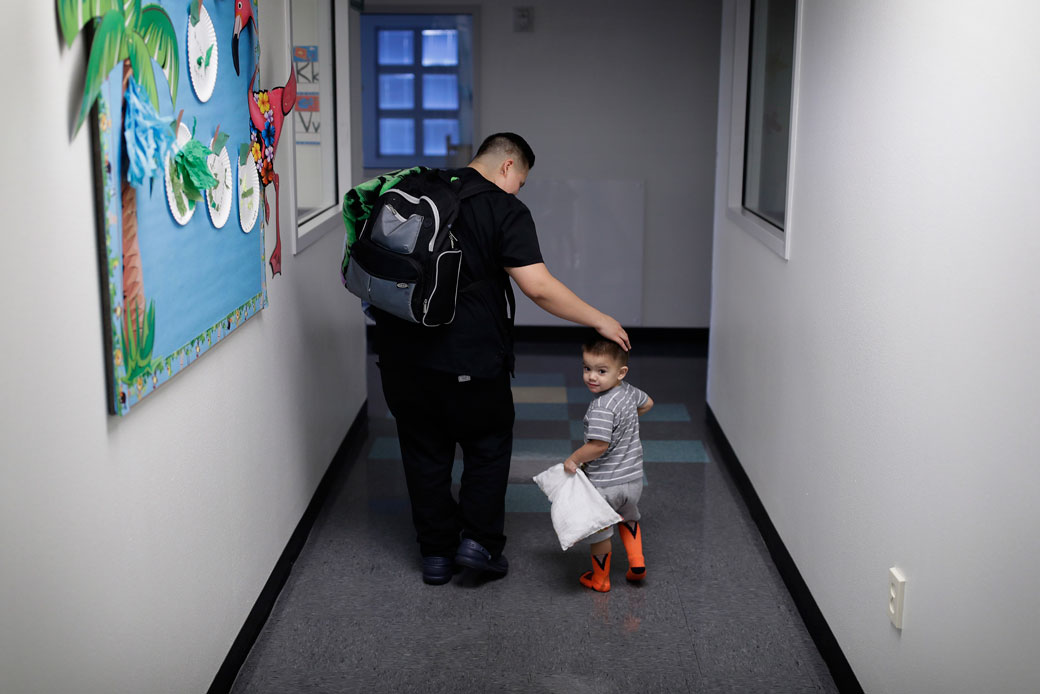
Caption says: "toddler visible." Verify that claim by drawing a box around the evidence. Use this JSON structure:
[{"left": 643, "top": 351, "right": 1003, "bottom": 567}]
[{"left": 564, "top": 338, "right": 654, "bottom": 592}]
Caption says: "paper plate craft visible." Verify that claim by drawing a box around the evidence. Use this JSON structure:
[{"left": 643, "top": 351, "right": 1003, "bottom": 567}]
[
  {"left": 239, "top": 151, "right": 260, "bottom": 233},
  {"left": 188, "top": 5, "right": 219, "bottom": 102},
  {"left": 164, "top": 122, "right": 195, "bottom": 225},
  {"left": 206, "top": 137, "right": 232, "bottom": 228}
]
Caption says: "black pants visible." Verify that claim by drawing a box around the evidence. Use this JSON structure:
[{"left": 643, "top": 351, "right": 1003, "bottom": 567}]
[{"left": 379, "top": 365, "right": 514, "bottom": 558}]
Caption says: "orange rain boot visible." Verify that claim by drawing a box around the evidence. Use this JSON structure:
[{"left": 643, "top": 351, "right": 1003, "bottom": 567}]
[
  {"left": 579, "top": 552, "right": 611, "bottom": 592},
  {"left": 618, "top": 521, "right": 646, "bottom": 582}
]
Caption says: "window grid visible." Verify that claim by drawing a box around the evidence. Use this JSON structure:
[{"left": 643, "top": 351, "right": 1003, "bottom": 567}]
[
  {"left": 374, "top": 28, "right": 460, "bottom": 158},
  {"left": 362, "top": 14, "right": 472, "bottom": 168}
]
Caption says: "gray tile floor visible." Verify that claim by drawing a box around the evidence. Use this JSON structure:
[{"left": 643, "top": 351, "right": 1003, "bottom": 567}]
[{"left": 231, "top": 337, "right": 838, "bottom": 693}]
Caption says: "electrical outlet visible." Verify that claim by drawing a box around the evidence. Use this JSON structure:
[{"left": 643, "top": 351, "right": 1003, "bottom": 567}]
[{"left": 888, "top": 567, "right": 906, "bottom": 629}]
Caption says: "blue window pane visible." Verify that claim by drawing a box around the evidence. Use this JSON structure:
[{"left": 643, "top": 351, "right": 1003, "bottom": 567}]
[
  {"left": 423, "top": 119, "right": 459, "bottom": 156},
  {"left": 378, "top": 30, "right": 413, "bottom": 65},
  {"left": 422, "top": 30, "right": 458, "bottom": 66},
  {"left": 422, "top": 74, "right": 458, "bottom": 110},
  {"left": 379, "top": 73, "right": 414, "bottom": 109},
  {"left": 380, "top": 119, "right": 415, "bottom": 155}
]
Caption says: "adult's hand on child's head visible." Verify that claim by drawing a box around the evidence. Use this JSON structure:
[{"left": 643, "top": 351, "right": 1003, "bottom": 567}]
[{"left": 596, "top": 314, "right": 631, "bottom": 352}]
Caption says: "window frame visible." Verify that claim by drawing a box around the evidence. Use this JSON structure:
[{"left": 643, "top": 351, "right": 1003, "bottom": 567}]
[
  {"left": 360, "top": 10, "right": 476, "bottom": 171},
  {"left": 725, "top": 0, "right": 803, "bottom": 260},
  {"left": 287, "top": 0, "right": 354, "bottom": 256}
]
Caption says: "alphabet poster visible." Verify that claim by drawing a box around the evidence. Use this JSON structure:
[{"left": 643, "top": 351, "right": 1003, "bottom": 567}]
[{"left": 294, "top": 45, "right": 322, "bottom": 145}]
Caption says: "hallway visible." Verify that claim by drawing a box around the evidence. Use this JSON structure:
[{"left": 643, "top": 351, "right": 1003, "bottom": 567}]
[{"left": 230, "top": 335, "right": 837, "bottom": 693}]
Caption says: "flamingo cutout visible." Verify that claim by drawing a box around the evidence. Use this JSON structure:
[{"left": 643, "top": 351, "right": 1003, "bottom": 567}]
[
  {"left": 248, "top": 64, "right": 297, "bottom": 275},
  {"left": 232, "top": 0, "right": 258, "bottom": 75}
]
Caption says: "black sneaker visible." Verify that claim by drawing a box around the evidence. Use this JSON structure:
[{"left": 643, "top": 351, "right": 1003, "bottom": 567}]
[
  {"left": 421, "top": 556, "right": 456, "bottom": 585},
  {"left": 454, "top": 539, "right": 508, "bottom": 576}
]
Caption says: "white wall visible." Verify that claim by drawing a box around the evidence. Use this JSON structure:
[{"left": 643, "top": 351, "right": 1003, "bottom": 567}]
[
  {"left": 0, "top": 3, "right": 366, "bottom": 693},
  {"left": 708, "top": 2, "right": 1040, "bottom": 692},
  {"left": 359, "top": 0, "right": 721, "bottom": 327}
]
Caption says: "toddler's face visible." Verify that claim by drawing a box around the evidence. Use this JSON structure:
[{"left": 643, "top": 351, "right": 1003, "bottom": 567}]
[{"left": 582, "top": 351, "right": 628, "bottom": 395}]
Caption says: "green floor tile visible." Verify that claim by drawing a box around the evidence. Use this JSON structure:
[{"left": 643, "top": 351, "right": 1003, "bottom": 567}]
[
  {"left": 511, "top": 438, "right": 573, "bottom": 460},
  {"left": 642, "top": 439, "right": 708, "bottom": 463},
  {"left": 505, "top": 483, "right": 551, "bottom": 513},
  {"left": 369, "top": 436, "right": 401, "bottom": 460},
  {"left": 641, "top": 403, "right": 692, "bottom": 422}
]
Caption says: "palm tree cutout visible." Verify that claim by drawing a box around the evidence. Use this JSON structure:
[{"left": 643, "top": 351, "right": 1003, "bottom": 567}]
[{"left": 57, "top": 1, "right": 179, "bottom": 388}]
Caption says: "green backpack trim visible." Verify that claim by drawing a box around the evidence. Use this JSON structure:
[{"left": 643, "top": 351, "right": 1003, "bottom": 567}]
[{"left": 341, "top": 166, "right": 427, "bottom": 282}]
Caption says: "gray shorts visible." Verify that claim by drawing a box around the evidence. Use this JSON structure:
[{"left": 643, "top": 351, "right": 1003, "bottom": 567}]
[{"left": 585, "top": 479, "right": 642, "bottom": 544}]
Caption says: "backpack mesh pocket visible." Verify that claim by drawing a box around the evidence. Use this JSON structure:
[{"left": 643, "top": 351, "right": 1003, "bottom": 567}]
[{"left": 371, "top": 205, "right": 425, "bottom": 254}]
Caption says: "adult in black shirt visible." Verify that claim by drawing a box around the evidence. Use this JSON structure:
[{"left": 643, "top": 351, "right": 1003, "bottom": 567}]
[{"left": 373, "top": 133, "right": 630, "bottom": 585}]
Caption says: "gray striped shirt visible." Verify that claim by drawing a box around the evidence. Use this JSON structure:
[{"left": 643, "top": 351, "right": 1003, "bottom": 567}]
[{"left": 583, "top": 381, "right": 649, "bottom": 488}]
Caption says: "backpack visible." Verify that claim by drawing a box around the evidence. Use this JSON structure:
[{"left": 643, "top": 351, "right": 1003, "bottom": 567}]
[{"left": 341, "top": 167, "right": 496, "bottom": 326}]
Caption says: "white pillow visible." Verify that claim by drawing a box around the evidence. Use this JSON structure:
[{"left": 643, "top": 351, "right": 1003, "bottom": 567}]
[{"left": 533, "top": 463, "right": 624, "bottom": 550}]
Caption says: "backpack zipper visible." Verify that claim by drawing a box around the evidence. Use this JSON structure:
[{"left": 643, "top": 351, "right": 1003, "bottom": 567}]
[
  {"left": 384, "top": 188, "right": 441, "bottom": 248},
  {"left": 384, "top": 203, "right": 407, "bottom": 223},
  {"left": 422, "top": 249, "right": 462, "bottom": 326}
]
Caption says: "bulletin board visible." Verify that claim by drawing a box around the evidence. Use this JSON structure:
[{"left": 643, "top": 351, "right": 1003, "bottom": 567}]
[{"left": 59, "top": 0, "right": 293, "bottom": 415}]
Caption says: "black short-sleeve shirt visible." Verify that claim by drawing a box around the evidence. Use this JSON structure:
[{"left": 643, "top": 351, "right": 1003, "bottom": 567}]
[{"left": 372, "top": 167, "right": 543, "bottom": 378}]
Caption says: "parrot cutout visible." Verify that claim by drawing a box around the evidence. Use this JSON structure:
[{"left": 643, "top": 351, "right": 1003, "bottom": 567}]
[
  {"left": 232, "top": 0, "right": 257, "bottom": 76},
  {"left": 249, "top": 64, "right": 297, "bottom": 276}
]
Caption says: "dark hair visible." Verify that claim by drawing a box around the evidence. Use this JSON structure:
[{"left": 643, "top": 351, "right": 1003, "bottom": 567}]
[
  {"left": 475, "top": 132, "right": 536, "bottom": 171},
  {"left": 581, "top": 338, "right": 628, "bottom": 367}
]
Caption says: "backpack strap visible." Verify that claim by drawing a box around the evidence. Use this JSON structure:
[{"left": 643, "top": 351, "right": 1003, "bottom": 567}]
[
  {"left": 446, "top": 170, "right": 517, "bottom": 335},
  {"left": 439, "top": 169, "right": 518, "bottom": 374},
  {"left": 459, "top": 178, "right": 500, "bottom": 200},
  {"left": 437, "top": 168, "right": 499, "bottom": 201}
]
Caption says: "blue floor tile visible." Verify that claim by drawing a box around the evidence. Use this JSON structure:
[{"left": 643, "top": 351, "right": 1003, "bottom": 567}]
[
  {"left": 567, "top": 386, "right": 593, "bottom": 403},
  {"left": 515, "top": 403, "right": 569, "bottom": 420},
  {"left": 642, "top": 439, "right": 709, "bottom": 463}
]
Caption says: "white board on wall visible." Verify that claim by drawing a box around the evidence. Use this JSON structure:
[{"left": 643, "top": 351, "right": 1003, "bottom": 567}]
[{"left": 515, "top": 179, "right": 645, "bottom": 326}]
